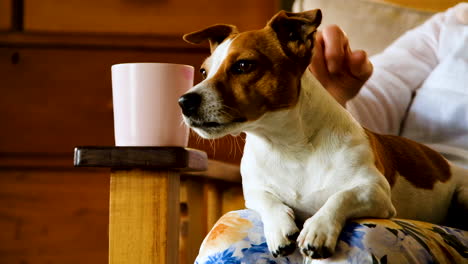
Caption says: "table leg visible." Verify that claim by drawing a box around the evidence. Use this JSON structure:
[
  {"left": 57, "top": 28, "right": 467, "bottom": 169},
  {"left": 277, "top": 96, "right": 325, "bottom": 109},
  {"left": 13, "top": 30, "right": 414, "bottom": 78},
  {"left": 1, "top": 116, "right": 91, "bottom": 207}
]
[
  {"left": 109, "top": 169, "right": 180, "bottom": 264},
  {"left": 203, "top": 182, "right": 222, "bottom": 231}
]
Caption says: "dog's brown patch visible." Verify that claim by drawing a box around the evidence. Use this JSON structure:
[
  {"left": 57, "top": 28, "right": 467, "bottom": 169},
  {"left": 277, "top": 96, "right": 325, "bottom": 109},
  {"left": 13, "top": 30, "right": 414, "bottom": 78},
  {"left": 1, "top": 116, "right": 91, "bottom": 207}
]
[
  {"left": 187, "top": 10, "right": 322, "bottom": 123},
  {"left": 365, "top": 129, "right": 451, "bottom": 189},
  {"left": 209, "top": 29, "right": 305, "bottom": 121}
]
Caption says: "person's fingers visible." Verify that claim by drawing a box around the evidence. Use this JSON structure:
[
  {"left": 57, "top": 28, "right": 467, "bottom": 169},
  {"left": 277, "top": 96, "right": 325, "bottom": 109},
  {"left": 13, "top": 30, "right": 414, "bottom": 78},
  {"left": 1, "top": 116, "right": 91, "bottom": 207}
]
[
  {"left": 321, "top": 25, "right": 348, "bottom": 73},
  {"left": 310, "top": 31, "right": 329, "bottom": 79},
  {"left": 309, "top": 25, "right": 371, "bottom": 106},
  {"left": 348, "top": 50, "right": 373, "bottom": 81}
]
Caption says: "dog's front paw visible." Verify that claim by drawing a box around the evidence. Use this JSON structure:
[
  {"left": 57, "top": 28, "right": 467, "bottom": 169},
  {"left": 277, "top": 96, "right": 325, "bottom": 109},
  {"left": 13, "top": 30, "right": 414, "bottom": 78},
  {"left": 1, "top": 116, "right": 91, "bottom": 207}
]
[
  {"left": 263, "top": 206, "right": 300, "bottom": 258},
  {"left": 297, "top": 214, "right": 342, "bottom": 259},
  {"left": 270, "top": 232, "right": 299, "bottom": 258}
]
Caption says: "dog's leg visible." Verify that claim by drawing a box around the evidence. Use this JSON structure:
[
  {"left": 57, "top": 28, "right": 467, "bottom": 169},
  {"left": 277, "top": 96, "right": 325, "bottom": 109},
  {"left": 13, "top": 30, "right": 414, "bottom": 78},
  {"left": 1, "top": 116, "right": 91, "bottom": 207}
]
[
  {"left": 298, "top": 181, "right": 396, "bottom": 259},
  {"left": 245, "top": 191, "right": 300, "bottom": 257}
]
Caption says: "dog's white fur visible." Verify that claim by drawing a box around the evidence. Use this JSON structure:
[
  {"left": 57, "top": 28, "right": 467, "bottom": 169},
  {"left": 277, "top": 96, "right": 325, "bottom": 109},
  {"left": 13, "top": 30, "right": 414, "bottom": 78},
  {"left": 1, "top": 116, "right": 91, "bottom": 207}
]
[
  {"left": 240, "top": 70, "right": 461, "bottom": 257},
  {"left": 181, "top": 11, "right": 468, "bottom": 260}
]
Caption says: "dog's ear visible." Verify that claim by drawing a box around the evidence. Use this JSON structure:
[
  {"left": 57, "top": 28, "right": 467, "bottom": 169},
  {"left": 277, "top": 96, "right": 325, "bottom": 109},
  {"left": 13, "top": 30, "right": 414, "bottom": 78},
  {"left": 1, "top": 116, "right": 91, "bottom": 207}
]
[
  {"left": 267, "top": 9, "right": 322, "bottom": 65},
  {"left": 183, "top": 24, "right": 238, "bottom": 53}
]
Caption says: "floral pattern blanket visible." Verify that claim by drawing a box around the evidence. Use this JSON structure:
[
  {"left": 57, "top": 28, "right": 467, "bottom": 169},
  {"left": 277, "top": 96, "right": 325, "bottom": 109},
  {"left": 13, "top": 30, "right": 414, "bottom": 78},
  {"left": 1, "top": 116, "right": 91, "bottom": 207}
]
[{"left": 196, "top": 209, "right": 468, "bottom": 264}]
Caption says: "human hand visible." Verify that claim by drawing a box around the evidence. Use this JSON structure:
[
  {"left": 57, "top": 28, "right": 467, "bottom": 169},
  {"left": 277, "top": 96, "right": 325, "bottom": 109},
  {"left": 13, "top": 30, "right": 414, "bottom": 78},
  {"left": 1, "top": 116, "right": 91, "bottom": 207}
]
[{"left": 309, "top": 25, "right": 373, "bottom": 107}]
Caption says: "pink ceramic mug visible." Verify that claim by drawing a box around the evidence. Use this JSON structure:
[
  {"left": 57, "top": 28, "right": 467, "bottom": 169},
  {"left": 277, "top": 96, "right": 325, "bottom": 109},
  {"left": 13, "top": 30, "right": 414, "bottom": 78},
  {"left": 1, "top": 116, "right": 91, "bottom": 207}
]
[{"left": 111, "top": 63, "right": 194, "bottom": 146}]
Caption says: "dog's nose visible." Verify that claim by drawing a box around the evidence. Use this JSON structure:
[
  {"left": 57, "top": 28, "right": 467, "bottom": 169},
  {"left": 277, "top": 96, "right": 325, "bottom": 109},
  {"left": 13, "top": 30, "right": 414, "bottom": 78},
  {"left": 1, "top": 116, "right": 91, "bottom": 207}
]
[{"left": 178, "top": 93, "right": 202, "bottom": 117}]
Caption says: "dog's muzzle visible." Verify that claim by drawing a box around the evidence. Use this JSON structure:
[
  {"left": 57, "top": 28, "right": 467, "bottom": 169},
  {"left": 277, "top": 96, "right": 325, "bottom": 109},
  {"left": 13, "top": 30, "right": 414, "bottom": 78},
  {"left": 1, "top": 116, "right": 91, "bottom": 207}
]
[
  {"left": 178, "top": 92, "right": 202, "bottom": 117},
  {"left": 178, "top": 90, "right": 247, "bottom": 138}
]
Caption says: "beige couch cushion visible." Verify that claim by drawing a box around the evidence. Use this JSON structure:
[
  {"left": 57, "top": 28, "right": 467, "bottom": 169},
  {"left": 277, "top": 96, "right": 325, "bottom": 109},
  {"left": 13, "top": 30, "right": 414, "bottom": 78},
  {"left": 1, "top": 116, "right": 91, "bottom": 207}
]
[{"left": 293, "top": 0, "right": 435, "bottom": 55}]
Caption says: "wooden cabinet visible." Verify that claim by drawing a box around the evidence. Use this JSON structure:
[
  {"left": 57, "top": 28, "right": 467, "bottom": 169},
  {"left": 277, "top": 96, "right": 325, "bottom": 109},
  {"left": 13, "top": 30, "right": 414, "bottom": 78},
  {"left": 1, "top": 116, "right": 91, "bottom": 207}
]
[
  {"left": 24, "top": 0, "right": 278, "bottom": 34},
  {"left": 0, "top": 0, "right": 12, "bottom": 30},
  {"left": 0, "top": 169, "right": 110, "bottom": 264},
  {"left": 0, "top": 43, "right": 202, "bottom": 153}
]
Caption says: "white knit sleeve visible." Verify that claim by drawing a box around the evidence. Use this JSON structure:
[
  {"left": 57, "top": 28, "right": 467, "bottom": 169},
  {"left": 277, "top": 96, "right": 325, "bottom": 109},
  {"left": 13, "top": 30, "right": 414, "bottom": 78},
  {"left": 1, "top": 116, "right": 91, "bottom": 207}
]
[{"left": 346, "top": 10, "right": 446, "bottom": 135}]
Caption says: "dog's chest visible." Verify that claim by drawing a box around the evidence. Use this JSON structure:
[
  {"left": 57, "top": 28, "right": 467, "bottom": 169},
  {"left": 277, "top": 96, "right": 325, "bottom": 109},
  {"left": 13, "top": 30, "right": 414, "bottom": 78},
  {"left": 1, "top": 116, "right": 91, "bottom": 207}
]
[
  {"left": 262, "top": 159, "right": 312, "bottom": 200},
  {"left": 242, "top": 143, "right": 341, "bottom": 217}
]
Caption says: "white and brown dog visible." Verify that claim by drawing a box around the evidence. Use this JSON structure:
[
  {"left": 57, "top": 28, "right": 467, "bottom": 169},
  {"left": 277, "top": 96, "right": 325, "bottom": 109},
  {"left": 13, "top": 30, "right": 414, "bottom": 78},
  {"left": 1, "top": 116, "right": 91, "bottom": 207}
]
[{"left": 179, "top": 10, "right": 468, "bottom": 259}]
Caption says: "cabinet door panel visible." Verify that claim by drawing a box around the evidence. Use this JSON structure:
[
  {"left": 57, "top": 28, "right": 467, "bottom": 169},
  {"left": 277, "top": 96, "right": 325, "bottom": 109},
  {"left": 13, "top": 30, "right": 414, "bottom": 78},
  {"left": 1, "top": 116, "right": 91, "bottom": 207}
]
[
  {"left": 0, "top": 47, "right": 204, "bottom": 152},
  {"left": 0, "top": 0, "right": 12, "bottom": 30},
  {"left": 0, "top": 169, "right": 109, "bottom": 264},
  {"left": 24, "top": 0, "right": 278, "bottom": 34}
]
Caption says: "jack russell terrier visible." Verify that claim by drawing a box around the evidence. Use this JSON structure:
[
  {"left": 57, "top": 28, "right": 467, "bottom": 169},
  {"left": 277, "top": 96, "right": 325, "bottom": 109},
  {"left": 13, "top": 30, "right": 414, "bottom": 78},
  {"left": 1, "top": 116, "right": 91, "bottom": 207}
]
[{"left": 178, "top": 9, "right": 468, "bottom": 260}]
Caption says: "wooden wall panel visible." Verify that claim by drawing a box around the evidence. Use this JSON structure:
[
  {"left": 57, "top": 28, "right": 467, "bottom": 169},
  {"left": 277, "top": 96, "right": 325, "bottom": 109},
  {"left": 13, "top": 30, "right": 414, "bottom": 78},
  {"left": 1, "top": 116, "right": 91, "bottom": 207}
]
[
  {"left": 0, "top": 169, "right": 109, "bottom": 264},
  {"left": 0, "top": 0, "right": 12, "bottom": 31},
  {"left": 0, "top": 46, "right": 244, "bottom": 163},
  {"left": 24, "top": 0, "right": 279, "bottom": 34}
]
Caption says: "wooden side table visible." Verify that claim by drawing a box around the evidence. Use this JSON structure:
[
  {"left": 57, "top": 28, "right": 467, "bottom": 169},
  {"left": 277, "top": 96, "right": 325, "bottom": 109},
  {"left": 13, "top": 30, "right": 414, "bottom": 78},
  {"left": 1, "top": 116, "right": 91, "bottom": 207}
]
[{"left": 74, "top": 146, "right": 207, "bottom": 264}]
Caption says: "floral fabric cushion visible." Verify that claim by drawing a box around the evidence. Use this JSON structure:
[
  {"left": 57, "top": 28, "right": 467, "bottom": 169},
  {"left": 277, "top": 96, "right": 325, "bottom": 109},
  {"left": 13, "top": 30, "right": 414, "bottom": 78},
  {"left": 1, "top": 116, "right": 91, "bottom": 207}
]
[{"left": 196, "top": 209, "right": 468, "bottom": 264}]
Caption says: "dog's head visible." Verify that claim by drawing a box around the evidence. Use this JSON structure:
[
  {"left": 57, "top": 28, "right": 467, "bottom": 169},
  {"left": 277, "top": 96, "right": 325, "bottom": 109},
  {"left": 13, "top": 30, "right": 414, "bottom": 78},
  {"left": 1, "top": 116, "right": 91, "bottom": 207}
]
[{"left": 179, "top": 10, "right": 322, "bottom": 138}]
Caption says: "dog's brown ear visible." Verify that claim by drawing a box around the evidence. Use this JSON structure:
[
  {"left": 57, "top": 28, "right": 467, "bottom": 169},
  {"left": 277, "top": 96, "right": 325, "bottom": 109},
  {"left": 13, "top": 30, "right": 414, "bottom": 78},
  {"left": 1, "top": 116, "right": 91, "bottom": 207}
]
[
  {"left": 183, "top": 24, "right": 238, "bottom": 53},
  {"left": 267, "top": 9, "right": 322, "bottom": 65}
]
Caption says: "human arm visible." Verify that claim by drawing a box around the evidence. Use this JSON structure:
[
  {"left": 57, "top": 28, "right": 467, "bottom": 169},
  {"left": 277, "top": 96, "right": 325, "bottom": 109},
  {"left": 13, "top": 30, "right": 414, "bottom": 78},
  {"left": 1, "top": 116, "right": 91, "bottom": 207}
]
[{"left": 311, "top": 11, "right": 444, "bottom": 134}]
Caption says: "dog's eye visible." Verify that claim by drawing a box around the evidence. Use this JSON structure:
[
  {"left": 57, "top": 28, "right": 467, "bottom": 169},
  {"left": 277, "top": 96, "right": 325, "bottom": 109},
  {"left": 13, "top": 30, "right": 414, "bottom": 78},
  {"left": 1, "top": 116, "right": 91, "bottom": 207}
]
[
  {"left": 231, "top": 60, "right": 256, "bottom": 74},
  {"left": 200, "top": 68, "right": 207, "bottom": 79},
  {"left": 289, "top": 31, "right": 301, "bottom": 41}
]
